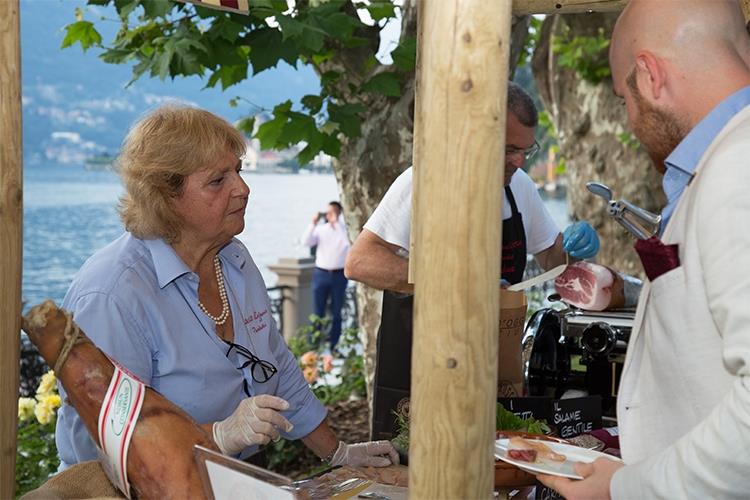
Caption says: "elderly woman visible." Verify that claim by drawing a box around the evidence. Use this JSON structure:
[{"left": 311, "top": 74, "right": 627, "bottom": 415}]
[{"left": 55, "top": 105, "right": 397, "bottom": 469}]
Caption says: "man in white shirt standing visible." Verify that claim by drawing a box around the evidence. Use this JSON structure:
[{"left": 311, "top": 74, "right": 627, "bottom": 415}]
[
  {"left": 345, "top": 81, "right": 600, "bottom": 438},
  {"left": 345, "top": 82, "right": 599, "bottom": 293},
  {"left": 302, "top": 201, "right": 350, "bottom": 349}
]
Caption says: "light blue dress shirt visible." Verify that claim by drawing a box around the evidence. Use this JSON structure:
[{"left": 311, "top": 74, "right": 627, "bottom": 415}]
[
  {"left": 661, "top": 85, "right": 750, "bottom": 232},
  {"left": 56, "top": 233, "right": 326, "bottom": 469}
]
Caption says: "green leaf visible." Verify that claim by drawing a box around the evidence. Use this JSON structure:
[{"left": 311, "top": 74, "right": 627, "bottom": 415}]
[
  {"left": 301, "top": 94, "right": 323, "bottom": 113},
  {"left": 99, "top": 48, "right": 133, "bottom": 64},
  {"left": 297, "top": 143, "right": 319, "bottom": 166},
  {"left": 328, "top": 102, "right": 365, "bottom": 138},
  {"left": 278, "top": 15, "right": 326, "bottom": 52},
  {"left": 246, "top": 28, "right": 299, "bottom": 73},
  {"left": 212, "top": 17, "right": 246, "bottom": 42},
  {"left": 311, "top": 12, "right": 360, "bottom": 41},
  {"left": 248, "top": 0, "right": 275, "bottom": 7},
  {"left": 391, "top": 36, "right": 416, "bottom": 72},
  {"left": 276, "top": 15, "right": 305, "bottom": 39},
  {"left": 206, "top": 63, "right": 248, "bottom": 90},
  {"left": 279, "top": 112, "right": 317, "bottom": 145},
  {"left": 61, "top": 21, "right": 103, "bottom": 51},
  {"left": 113, "top": 0, "right": 139, "bottom": 18},
  {"left": 360, "top": 72, "right": 401, "bottom": 97},
  {"left": 308, "top": 0, "right": 347, "bottom": 17},
  {"left": 202, "top": 38, "right": 247, "bottom": 67},
  {"left": 366, "top": 0, "right": 396, "bottom": 21},
  {"left": 237, "top": 116, "right": 256, "bottom": 136},
  {"left": 141, "top": 0, "right": 174, "bottom": 18},
  {"left": 256, "top": 117, "right": 287, "bottom": 149},
  {"left": 311, "top": 50, "right": 334, "bottom": 65},
  {"left": 320, "top": 132, "right": 341, "bottom": 156},
  {"left": 255, "top": 100, "right": 293, "bottom": 148},
  {"left": 320, "top": 70, "right": 341, "bottom": 88}
]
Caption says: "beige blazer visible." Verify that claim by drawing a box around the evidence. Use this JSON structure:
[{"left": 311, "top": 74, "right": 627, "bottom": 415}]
[{"left": 611, "top": 106, "right": 750, "bottom": 499}]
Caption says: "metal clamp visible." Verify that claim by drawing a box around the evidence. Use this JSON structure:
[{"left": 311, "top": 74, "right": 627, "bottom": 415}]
[{"left": 586, "top": 181, "right": 661, "bottom": 240}]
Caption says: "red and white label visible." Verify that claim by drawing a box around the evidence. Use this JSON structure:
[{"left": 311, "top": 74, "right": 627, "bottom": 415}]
[{"left": 97, "top": 363, "right": 146, "bottom": 498}]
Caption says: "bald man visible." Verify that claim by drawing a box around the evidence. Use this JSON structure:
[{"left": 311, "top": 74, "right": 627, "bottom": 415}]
[{"left": 538, "top": 1, "right": 750, "bottom": 499}]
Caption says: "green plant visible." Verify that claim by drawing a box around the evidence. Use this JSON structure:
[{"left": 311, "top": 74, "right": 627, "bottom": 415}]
[
  {"left": 61, "top": 0, "right": 414, "bottom": 167},
  {"left": 391, "top": 409, "right": 409, "bottom": 456},
  {"left": 265, "top": 320, "right": 367, "bottom": 476},
  {"left": 16, "top": 370, "right": 61, "bottom": 498},
  {"left": 617, "top": 131, "right": 641, "bottom": 150},
  {"left": 552, "top": 27, "right": 611, "bottom": 84},
  {"left": 496, "top": 402, "right": 550, "bottom": 435}
]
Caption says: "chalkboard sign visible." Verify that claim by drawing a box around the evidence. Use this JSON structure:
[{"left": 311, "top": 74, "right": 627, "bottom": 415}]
[
  {"left": 535, "top": 484, "right": 565, "bottom": 500},
  {"left": 498, "top": 396, "right": 551, "bottom": 423},
  {"left": 498, "top": 395, "right": 602, "bottom": 439},
  {"left": 552, "top": 396, "right": 602, "bottom": 439}
]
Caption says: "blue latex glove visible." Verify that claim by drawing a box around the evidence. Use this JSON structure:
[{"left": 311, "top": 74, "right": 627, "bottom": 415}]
[{"left": 562, "top": 221, "right": 600, "bottom": 259}]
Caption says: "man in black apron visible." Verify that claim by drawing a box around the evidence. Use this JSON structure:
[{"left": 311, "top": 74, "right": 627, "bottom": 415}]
[{"left": 345, "top": 82, "right": 600, "bottom": 440}]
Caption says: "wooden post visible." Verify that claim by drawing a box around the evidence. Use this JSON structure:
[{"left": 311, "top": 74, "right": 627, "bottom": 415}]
[
  {"left": 512, "top": 0, "right": 628, "bottom": 15},
  {"left": 408, "top": 0, "right": 425, "bottom": 286},
  {"left": 0, "top": 0, "right": 23, "bottom": 497},
  {"left": 740, "top": 0, "right": 750, "bottom": 27},
  {"left": 410, "top": 1, "right": 510, "bottom": 498}
]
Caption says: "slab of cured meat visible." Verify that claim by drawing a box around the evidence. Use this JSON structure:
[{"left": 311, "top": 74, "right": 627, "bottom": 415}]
[
  {"left": 22, "top": 300, "right": 218, "bottom": 499},
  {"left": 553, "top": 262, "right": 624, "bottom": 311}
]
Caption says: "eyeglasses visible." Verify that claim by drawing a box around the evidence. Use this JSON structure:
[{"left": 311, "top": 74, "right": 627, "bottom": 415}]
[
  {"left": 224, "top": 340, "right": 278, "bottom": 396},
  {"left": 505, "top": 140, "right": 540, "bottom": 161}
]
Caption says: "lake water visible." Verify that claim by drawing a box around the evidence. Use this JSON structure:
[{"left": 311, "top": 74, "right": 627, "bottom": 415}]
[{"left": 22, "top": 165, "right": 570, "bottom": 309}]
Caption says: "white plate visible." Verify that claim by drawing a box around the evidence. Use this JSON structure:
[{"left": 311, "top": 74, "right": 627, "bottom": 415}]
[{"left": 494, "top": 438, "right": 623, "bottom": 480}]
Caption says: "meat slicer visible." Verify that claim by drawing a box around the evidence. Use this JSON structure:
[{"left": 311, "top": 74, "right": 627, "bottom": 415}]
[{"left": 521, "top": 182, "right": 660, "bottom": 417}]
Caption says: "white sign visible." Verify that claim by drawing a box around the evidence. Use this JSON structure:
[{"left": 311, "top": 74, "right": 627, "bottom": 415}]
[{"left": 205, "top": 461, "right": 295, "bottom": 500}]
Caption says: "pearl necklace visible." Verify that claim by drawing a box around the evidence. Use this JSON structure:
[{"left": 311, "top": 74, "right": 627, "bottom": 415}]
[{"left": 198, "top": 255, "right": 230, "bottom": 325}]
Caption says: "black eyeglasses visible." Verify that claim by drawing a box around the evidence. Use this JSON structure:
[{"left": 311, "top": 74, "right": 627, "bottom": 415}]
[
  {"left": 505, "top": 140, "right": 540, "bottom": 161},
  {"left": 224, "top": 340, "right": 278, "bottom": 396}
]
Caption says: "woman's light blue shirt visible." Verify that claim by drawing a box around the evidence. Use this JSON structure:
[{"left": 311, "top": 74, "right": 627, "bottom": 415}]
[{"left": 55, "top": 233, "right": 326, "bottom": 469}]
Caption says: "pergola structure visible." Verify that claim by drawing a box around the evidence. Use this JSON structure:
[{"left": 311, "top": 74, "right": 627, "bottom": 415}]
[{"left": 2, "top": 1, "right": 750, "bottom": 498}]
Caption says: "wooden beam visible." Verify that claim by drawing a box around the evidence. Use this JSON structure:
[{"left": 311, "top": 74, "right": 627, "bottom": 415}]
[
  {"left": 0, "top": 0, "right": 23, "bottom": 497},
  {"left": 410, "top": 1, "right": 510, "bottom": 498},
  {"left": 513, "top": 0, "right": 628, "bottom": 15},
  {"left": 741, "top": 0, "right": 750, "bottom": 27}
]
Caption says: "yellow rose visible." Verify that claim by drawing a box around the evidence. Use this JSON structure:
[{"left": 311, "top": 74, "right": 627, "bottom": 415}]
[
  {"left": 18, "top": 397, "right": 36, "bottom": 421},
  {"left": 37, "top": 393, "right": 62, "bottom": 410},
  {"left": 34, "top": 399, "right": 55, "bottom": 425},
  {"left": 36, "top": 370, "right": 57, "bottom": 396}
]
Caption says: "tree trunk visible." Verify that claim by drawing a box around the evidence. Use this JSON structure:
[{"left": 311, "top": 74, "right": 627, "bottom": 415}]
[
  {"left": 532, "top": 13, "right": 665, "bottom": 277},
  {"left": 328, "top": 1, "right": 530, "bottom": 426}
]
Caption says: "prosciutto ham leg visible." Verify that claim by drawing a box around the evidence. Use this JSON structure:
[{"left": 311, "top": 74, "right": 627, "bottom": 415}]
[
  {"left": 22, "top": 300, "right": 218, "bottom": 500},
  {"left": 554, "top": 262, "right": 625, "bottom": 311}
]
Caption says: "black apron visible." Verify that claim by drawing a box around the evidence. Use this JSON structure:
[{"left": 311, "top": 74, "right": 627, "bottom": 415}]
[{"left": 371, "top": 185, "right": 528, "bottom": 439}]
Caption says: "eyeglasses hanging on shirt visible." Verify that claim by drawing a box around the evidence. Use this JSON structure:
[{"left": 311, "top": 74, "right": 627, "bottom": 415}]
[{"left": 224, "top": 340, "right": 278, "bottom": 397}]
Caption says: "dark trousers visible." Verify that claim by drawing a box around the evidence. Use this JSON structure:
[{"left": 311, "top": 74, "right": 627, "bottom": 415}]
[{"left": 312, "top": 268, "right": 348, "bottom": 348}]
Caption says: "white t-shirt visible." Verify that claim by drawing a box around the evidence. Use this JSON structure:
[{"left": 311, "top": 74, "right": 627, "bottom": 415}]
[{"left": 364, "top": 166, "right": 560, "bottom": 256}]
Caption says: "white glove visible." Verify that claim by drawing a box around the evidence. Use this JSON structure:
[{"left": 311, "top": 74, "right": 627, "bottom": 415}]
[
  {"left": 328, "top": 440, "right": 400, "bottom": 467},
  {"left": 213, "top": 395, "right": 294, "bottom": 456}
]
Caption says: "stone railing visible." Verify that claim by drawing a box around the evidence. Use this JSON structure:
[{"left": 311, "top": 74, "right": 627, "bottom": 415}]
[{"left": 268, "top": 257, "right": 359, "bottom": 341}]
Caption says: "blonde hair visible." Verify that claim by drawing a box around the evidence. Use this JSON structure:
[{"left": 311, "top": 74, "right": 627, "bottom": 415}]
[{"left": 117, "top": 105, "right": 246, "bottom": 243}]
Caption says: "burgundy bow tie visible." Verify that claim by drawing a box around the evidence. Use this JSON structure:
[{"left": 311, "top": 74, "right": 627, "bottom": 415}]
[{"left": 633, "top": 236, "right": 680, "bottom": 281}]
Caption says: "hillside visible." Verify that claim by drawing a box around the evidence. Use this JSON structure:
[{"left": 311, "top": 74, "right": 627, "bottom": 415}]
[{"left": 20, "top": 0, "right": 319, "bottom": 167}]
